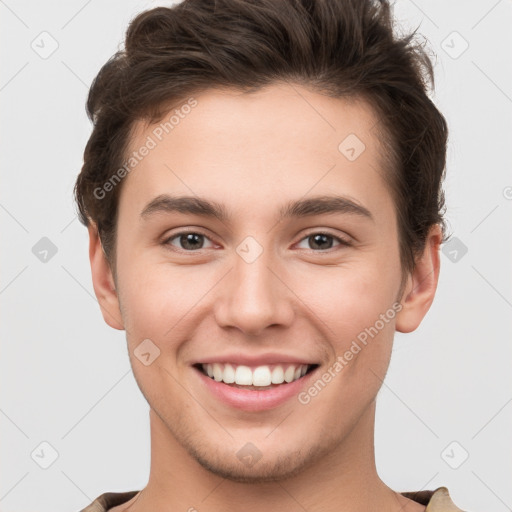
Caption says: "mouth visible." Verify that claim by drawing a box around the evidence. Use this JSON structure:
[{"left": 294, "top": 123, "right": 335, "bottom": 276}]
[
  {"left": 193, "top": 362, "right": 319, "bottom": 391},
  {"left": 193, "top": 363, "right": 320, "bottom": 412}
]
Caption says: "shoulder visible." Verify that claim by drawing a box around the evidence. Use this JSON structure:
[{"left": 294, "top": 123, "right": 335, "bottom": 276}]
[
  {"left": 401, "top": 486, "right": 468, "bottom": 511},
  {"left": 78, "top": 490, "right": 140, "bottom": 512}
]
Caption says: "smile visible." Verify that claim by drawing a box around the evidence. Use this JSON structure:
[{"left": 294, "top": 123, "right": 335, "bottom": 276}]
[
  {"left": 197, "top": 362, "right": 317, "bottom": 389},
  {"left": 193, "top": 362, "right": 320, "bottom": 411}
]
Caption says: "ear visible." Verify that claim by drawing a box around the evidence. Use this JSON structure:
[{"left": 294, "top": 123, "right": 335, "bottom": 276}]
[
  {"left": 395, "top": 224, "right": 442, "bottom": 333},
  {"left": 88, "top": 223, "right": 124, "bottom": 330}
]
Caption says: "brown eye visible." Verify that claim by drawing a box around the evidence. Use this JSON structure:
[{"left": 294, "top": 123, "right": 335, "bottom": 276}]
[
  {"left": 296, "top": 232, "right": 352, "bottom": 251},
  {"left": 163, "top": 231, "right": 215, "bottom": 251}
]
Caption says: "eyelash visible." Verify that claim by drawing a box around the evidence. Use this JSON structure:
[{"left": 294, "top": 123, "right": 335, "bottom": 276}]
[{"left": 161, "top": 230, "right": 353, "bottom": 253}]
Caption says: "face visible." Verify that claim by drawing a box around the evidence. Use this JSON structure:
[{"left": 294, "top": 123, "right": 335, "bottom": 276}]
[{"left": 92, "top": 83, "right": 435, "bottom": 483}]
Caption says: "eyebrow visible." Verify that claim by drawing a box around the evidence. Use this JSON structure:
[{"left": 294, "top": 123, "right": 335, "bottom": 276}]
[{"left": 140, "top": 194, "right": 374, "bottom": 223}]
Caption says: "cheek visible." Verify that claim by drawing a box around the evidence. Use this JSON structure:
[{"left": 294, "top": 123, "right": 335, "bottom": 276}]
[
  {"left": 296, "top": 267, "right": 398, "bottom": 412},
  {"left": 118, "top": 266, "right": 195, "bottom": 398},
  {"left": 291, "top": 258, "right": 400, "bottom": 342},
  {"left": 118, "top": 257, "right": 194, "bottom": 323},
  {"left": 117, "top": 261, "right": 223, "bottom": 370}
]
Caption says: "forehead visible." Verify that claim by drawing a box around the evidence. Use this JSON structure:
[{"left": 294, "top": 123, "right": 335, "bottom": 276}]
[{"left": 119, "top": 83, "right": 393, "bottom": 225}]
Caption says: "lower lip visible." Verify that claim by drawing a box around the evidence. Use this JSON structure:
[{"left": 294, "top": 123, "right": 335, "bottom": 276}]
[{"left": 194, "top": 366, "right": 318, "bottom": 412}]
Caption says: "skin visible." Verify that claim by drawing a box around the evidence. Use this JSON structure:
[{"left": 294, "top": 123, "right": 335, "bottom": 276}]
[{"left": 89, "top": 83, "right": 441, "bottom": 512}]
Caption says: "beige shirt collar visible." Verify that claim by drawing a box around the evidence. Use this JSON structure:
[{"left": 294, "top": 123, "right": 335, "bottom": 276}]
[{"left": 79, "top": 486, "right": 466, "bottom": 512}]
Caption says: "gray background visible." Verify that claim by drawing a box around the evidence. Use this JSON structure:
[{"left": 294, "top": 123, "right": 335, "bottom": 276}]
[{"left": 1, "top": 1, "right": 511, "bottom": 511}]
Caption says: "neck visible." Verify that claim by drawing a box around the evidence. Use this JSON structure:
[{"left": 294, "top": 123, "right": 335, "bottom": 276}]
[{"left": 122, "top": 401, "right": 423, "bottom": 512}]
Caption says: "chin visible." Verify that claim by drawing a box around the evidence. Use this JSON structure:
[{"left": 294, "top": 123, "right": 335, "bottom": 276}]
[{"left": 188, "top": 442, "right": 322, "bottom": 483}]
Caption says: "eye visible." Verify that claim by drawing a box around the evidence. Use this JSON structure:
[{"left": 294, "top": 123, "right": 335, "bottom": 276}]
[
  {"left": 162, "top": 230, "right": 352, "bottom": 253},
  {"left": 295, "top": 232, "right": 352, "bottom": 251},
  {"left": 162, "top": 231, "right": 216, "bottom": 251}
]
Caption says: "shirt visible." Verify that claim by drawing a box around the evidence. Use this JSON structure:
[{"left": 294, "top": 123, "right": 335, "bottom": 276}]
[{"left": 79, "top": 486, "right": 467, "bottom": 511}]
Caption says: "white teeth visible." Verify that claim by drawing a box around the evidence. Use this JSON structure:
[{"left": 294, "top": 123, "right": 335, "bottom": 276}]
[
  {"left": 213, "top": 363, "right": 223, "bottom": 382},
  {"left": 271, "top": 366, "right": 285, "bottom": 384},
  {"left": 284, "top": 365, "right": 296, "bottom": 383},
  {"left": 223, "top": 363, "right": 235, "bottom": 383},
  {"left": 252, "top": 366, "right": 272, "bottom": 387},
  {"left": 201, "top": 363, "right": 312, "bottom": 386},
  {"left": 235, "top": 365, "right": 253, "bottom": 385}
]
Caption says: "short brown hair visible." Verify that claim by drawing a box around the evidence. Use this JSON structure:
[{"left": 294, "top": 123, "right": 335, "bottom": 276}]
[{"left": 74, "top": 0, "right": 449, "bottom": 284}]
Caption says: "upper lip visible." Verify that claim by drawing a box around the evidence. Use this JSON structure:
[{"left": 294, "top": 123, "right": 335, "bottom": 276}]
[{"left": 192, "top": 352, "right": 319, "bottom": 367}]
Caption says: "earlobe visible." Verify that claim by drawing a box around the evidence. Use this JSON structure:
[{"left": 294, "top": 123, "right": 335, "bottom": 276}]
[
  {"left": 395, "top": 224, "right": 442, "bottom": 334},
  {"left": 88, "top": 224, "right": 125, "bottom": 331}
]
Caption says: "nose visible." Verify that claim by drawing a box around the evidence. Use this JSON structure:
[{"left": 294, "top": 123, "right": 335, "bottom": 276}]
[{"left": 214, "top": 246, "right": 295, "bottom": 336}]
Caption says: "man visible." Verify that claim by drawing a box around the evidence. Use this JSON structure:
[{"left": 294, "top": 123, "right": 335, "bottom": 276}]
[{"left": 74, "top": 0, "right": 467, "bottom": 510}]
